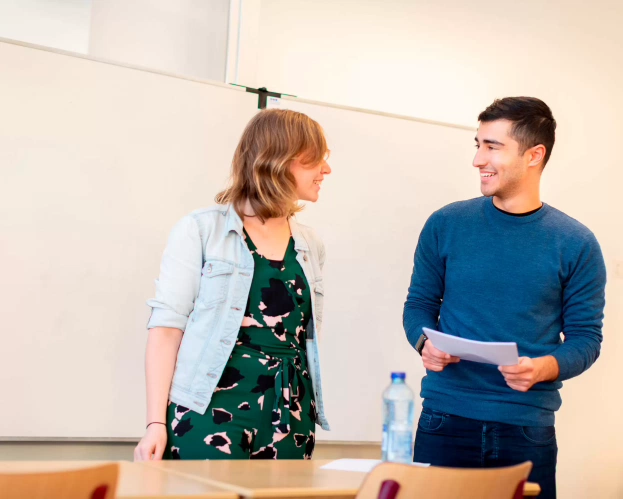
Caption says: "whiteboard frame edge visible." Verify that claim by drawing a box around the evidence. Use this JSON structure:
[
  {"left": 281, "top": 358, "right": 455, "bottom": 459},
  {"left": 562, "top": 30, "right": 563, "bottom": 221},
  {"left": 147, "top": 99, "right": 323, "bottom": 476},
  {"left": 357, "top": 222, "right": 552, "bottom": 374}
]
[
  {"left": 0, "top": 437, "right": 140, "bottom": 443},
  {"left": 0, "top": 36, "right": 244, "bottom": 92},
  {"left": 280, "top": 95, "right": 477, "bottom": 132}
]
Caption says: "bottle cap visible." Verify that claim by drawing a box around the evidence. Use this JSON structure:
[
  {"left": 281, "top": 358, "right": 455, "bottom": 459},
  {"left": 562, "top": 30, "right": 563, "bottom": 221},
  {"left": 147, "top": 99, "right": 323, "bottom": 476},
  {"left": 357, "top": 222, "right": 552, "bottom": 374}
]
[{"left": 391, "top": 372, "right": 406, "bottom": 380}]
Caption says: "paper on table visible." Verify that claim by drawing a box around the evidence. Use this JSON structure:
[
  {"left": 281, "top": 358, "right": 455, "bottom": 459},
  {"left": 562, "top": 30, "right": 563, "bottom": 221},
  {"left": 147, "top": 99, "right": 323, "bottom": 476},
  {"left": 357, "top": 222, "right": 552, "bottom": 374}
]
[
  {"left": 320, "top": 459, "right": 429, "bottom": 473},
  {"left": 423, "top": 327, "right": 518, "bottom": 366}
]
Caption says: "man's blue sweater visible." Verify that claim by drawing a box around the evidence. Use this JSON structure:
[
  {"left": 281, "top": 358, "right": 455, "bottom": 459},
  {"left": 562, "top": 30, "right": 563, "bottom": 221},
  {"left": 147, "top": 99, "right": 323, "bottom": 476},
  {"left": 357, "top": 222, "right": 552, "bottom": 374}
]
[{"left": 404, "top": 196, "right": 606, "bottom": 426}]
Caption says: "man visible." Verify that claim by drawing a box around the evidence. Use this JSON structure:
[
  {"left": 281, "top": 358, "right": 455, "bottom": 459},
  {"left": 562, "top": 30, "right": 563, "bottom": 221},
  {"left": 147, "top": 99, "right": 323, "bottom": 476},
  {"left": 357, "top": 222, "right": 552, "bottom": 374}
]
[{"left": 403, "top": 97, "right": 606, "bottom": 499}]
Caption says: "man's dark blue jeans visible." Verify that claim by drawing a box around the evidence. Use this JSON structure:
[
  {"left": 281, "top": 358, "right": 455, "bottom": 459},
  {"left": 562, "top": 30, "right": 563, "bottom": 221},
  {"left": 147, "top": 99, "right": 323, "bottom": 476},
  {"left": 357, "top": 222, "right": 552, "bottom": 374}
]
[{"left": 413, "top": 408, "right": 558, "bottom": 499}]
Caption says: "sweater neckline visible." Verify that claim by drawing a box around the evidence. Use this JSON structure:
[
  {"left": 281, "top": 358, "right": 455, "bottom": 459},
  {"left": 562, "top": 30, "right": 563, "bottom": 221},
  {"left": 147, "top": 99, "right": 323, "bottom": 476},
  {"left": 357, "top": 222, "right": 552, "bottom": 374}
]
[{"left": 484, "top": 196, "right": 549, "bottom": 224}]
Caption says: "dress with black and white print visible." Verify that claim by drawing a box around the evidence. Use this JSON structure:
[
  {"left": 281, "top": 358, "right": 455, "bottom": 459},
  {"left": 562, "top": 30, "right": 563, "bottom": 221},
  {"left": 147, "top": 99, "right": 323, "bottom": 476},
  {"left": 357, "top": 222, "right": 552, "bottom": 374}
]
[{"left": 164, "top": 229, "right": 316, "bottom": 459}]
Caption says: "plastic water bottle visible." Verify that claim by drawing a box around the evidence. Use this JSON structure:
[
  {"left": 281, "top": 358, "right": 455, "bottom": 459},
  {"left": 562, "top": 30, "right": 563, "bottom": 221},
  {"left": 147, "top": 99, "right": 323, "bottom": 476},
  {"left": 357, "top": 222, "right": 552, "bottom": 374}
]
[{"left": 382, "top": 372, "right": 415, "bottom": 463}]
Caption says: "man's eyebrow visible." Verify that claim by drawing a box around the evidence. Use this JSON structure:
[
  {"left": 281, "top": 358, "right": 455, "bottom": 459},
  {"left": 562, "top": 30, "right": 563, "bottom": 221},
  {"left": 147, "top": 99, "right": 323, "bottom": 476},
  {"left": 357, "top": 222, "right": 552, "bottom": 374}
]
[{"left": 475, "top": 137, "right": 505, "bottom": 146}]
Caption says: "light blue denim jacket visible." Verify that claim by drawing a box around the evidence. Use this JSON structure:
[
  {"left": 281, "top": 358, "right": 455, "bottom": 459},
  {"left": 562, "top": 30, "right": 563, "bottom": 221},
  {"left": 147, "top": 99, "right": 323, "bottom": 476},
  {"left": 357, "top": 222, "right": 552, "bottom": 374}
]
[{"left": 147, "top": 204, "right": 330, "bottom": 430}]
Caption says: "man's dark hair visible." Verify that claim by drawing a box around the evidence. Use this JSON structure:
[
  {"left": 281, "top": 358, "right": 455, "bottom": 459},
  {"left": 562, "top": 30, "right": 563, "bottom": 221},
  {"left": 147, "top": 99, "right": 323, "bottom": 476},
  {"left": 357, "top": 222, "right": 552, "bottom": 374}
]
[{"left": 478, "top": 97, "right": 556, "bottom": 167}]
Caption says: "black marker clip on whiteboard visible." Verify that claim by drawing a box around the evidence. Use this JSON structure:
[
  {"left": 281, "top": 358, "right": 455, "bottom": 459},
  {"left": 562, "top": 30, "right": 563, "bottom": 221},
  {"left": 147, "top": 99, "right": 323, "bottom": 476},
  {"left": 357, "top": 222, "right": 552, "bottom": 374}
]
[{"left": 230, "top": 84, "right": 296, "bottom": 109}]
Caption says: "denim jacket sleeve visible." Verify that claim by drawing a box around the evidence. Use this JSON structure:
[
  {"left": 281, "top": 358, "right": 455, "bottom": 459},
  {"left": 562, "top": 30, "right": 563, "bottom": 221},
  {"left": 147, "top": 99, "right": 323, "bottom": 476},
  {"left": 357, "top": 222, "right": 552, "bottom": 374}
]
[
  {"left": 318, "top": 238, "right": 326, "bottom": 271},
  {"left": 147, "top": 215, "right": 203, "bottom": 331}
]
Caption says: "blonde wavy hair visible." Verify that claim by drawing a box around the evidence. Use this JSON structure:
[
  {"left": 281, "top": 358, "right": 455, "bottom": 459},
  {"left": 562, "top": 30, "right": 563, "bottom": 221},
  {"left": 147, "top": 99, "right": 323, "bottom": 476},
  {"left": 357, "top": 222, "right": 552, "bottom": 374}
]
[{"left": 216, "top": 109, "right": 328, "bottom": 222}]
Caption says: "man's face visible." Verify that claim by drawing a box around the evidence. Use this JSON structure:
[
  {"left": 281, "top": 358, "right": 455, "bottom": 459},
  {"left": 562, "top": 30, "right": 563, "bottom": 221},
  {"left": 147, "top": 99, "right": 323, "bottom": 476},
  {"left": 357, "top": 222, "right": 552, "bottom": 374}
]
[{"left": 473, "top": 119, "right": 531, "bottom": 199}]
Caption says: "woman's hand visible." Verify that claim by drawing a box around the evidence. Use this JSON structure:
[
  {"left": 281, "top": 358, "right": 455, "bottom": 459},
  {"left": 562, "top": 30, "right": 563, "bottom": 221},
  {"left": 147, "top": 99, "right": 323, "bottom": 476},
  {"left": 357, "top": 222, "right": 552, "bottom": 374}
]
[
  {"left": 134, "top": 423, "right": 168, "bottom": 461},
  {"left": 138, "top": 327, "right": 183, "bottom": 461}
]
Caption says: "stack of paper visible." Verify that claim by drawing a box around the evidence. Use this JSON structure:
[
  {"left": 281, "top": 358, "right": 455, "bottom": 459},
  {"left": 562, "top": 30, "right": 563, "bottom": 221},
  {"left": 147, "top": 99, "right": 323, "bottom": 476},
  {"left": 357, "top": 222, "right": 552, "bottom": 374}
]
[{"left": 423, "top": 327, "right": 518, "bottom": 366}]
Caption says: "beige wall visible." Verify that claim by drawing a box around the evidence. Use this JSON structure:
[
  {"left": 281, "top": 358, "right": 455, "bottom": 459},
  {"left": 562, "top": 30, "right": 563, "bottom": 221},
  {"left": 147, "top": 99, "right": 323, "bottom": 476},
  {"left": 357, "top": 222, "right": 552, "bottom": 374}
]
[
  {"left": 0, "top": 0, "right": 230, "bottom": 82},
  {"left": 244, "top": 1, "right": 623, "bottom": 497},
  {"left": 253, "top": 0, "right": 623, "bottom": 127},
  {"left": 89, "top": 0, "right": 230, "bottom": 81},
  {"left": 0, "top": 0, "right": 92, "bottom": 53}
]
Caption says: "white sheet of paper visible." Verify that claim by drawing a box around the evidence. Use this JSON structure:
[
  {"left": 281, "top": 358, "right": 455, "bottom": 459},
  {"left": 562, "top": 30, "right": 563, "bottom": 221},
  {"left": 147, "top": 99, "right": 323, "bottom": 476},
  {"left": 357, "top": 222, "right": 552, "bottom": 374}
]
[
  {"left": 320, "top": 459, "right": 429, "bottom": 473},
  {"left": 423, "top": 327, "right": 518, "bottom": 366}
]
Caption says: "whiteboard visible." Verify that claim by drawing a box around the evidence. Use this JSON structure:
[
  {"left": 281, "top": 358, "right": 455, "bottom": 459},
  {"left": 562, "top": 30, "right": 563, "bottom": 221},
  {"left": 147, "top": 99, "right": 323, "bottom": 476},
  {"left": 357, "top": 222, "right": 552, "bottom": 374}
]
[
  {"left": 0, "top": 40, "right": 477, "bottom": 441},
  {"left": 0, "top": 40, "right": 258, "bottom": 439}
]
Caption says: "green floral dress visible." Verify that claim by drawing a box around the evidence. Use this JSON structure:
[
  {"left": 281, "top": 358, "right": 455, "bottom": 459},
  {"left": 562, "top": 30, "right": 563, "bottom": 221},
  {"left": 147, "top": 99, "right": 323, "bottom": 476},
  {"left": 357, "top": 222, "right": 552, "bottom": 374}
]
[{"left": 164, "top": 229, "right": 316, "bottom": 459}]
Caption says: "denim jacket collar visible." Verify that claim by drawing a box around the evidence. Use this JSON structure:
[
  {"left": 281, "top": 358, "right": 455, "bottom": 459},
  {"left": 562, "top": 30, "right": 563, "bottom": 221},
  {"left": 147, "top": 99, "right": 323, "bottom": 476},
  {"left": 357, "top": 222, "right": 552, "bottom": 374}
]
[
  {"left": 224, "top": 204, "right": 310, "bottom": 252},
  {"left": 224, "top": 204, "right": 243, "bottom": 236}
]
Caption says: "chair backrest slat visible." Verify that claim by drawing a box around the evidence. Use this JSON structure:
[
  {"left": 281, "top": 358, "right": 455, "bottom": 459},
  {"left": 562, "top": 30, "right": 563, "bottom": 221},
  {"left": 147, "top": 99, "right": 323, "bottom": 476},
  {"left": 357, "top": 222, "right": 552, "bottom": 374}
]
[
  {"left": 0, "top": 463, "right": 119, "bottom": 499},
  {"left": 356, "top": 461, "right": 533, "bottom": 499}
]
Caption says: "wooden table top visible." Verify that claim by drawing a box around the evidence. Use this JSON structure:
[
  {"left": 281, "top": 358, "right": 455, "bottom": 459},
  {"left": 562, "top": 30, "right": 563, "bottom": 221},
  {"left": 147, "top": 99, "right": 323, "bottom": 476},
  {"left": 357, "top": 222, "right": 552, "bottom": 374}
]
[
  {"left": 0, "top": 459, "right": 540, "bottom": 498},
  {"left": 145, "top": 459, "right": 361, "bottom": 497},
  {"left": 143, "top": 459, "right": 541, "bottom": 498}
]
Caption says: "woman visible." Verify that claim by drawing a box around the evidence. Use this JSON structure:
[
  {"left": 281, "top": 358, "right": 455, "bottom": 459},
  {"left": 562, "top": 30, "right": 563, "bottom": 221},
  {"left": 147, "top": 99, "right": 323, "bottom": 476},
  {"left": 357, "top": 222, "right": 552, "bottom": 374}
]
[{"left": 134, "top": 109, "right": 331, "bottom": 461}]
